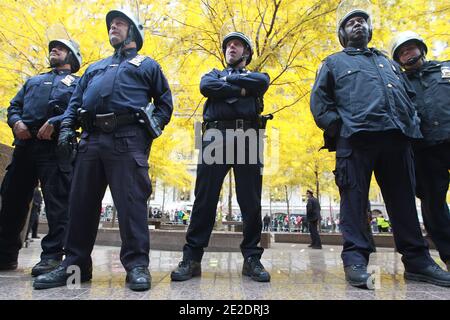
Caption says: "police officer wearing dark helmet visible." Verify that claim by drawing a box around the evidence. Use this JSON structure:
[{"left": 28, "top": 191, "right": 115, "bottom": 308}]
[
  {"left": 391, "top": 31, "right": 450, "bottom": 271},
  {"left": 310, "top": 0, "right": 450, "bottom": 289},
  {"left": 33, "top": 9, "right": 173, "bottom": 291},
  {"left": 0, "top": 38, "right": 81, "bottom": 276},
  {"left": 170, "top": 31, "right": 271, "bottom": 282}
]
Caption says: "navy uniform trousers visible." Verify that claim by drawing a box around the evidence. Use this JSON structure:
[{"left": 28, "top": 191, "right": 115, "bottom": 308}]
[
  {"left": 0, "top": 139, "right": 71, "bottom": 262},
  {"left": 308, "top": 220, "right": 322, "bottom": 247},
  {"left": 335, "top": 131, "right": 433, "bottom": 270},
  {"left": 183, "top": 129, "right": 264, "bottom": 262},
  {"left": 414, "top": 142, "right": 450, "bottom": 264},
  {"left": 61, "top": 125, "right": 152, "bottom": 273}
]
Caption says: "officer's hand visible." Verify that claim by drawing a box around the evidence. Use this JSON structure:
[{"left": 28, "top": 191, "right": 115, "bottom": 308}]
[
  {"left": 13, "top": 121, "right": 32, "bottom": 140},
  {"left": 37, "top": 121, "right": 54, "bottom": 140},
  {"left": 57, "top": 127, "right": 76, "bottom": 160},
  {"left": 326, "top": 118, "right": 342, "bottom": 138}
]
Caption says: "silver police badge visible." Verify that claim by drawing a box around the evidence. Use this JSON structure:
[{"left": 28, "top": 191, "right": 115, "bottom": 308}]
[{"left": 441, "top": 66, "right": 450, "bottom": 79}]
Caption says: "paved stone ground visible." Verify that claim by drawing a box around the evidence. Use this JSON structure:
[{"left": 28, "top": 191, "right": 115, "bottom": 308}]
[{"left": 0, "top": 237, "right": 449, "bottom": 300}]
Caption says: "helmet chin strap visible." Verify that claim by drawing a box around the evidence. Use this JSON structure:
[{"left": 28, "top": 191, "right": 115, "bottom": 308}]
[
  {"left": 63, "top": 51, "right": 73, "bottom": 67},
  {"left": 112, "top": 24, "right": 135, "bottom": 55},
  {"left": 228, "top": 54, "right": 248, "bottom": 68},
  {"left": 404, "top": 54, "right": 423, "bottom": 67},
  {"left": 49, "top": 50, "right": 72, "bottom": 70}
]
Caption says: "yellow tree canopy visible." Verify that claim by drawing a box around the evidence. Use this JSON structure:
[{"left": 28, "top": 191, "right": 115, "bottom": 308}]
[{"left": 0, "top": 0, "right": 448, "bottom": 195}]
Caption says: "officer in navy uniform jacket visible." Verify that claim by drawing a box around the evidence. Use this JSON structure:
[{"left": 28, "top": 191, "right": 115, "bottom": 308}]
[
  {"left": 170, "top": 32, "right": 271, "bottom": 283},
  {"left": 391, "top": 31, "right": 450, "bottom": 272},
  {"left": 310, "top": 8, "right": 450, "bottom": 289},
  {"left": 0, "top": 38, "right": 81, "bottom": 276},
  {"left": 33, "top": 9, "right": 173, "bottom": 292}
]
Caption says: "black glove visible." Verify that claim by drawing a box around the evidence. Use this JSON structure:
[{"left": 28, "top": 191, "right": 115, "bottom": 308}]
[
  {"left": 326, "top": 118, "right": 342, "bottom": 138},
  {"left": 57, "top": 126, "right": 76, "bottom": 161},
  {"left": 321, "top": 118, "right": 342, "bottom": 152}
]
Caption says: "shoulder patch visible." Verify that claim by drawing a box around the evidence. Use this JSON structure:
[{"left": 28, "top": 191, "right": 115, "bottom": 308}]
[
  {"left": 61, "top": 75, "right": 76, "bottom": 86},
  {"left": 128, "top": 55, "right": 148, "bottom": 67},
  {"left": 441, "top": 66, "right": 450, "bottom": 79}
]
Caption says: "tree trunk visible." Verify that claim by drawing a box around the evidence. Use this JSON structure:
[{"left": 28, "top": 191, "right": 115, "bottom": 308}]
[
  {"left": 227, "top": 171, "right": 233, "bottom": 221},
  {"left": 111, "top": 204, "right": 117, "bottom": 228},
  {"left": 162, "top": 184, "right": 166, "bottom": 214},
  {"left": 285, "top": 185, "right": 290, "bottom": 232},
  {"left": 269, "top": 188, "right": 272, "bottom": 217},
  {"left": 315, "top": 165, "right": 320, "bottom": 199}
]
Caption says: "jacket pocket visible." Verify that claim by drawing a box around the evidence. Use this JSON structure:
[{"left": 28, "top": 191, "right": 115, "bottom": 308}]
[{"left": 335, "top": 68, "right": 360, "bottom": 82}]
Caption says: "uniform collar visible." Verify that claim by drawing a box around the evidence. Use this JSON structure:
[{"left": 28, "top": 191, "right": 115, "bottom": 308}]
[
  {"left": 113, "top": 47, "right": 138, "bottom": 61},
  {"left": 51, "top": 68, "right": 71, "bottom": 75},
  {"left": 123, "top": 48, "right": 138, "bottom": 57},
  {"left": 406, "top": 60, "right": 441, "bottom": 76},
  {"left": 422, "top": 60, "right": 442, "bottom": 70},
  {"left": 343, "top": 47, "right": 383, "bottom": 56},
  {"left": 226, "top": 67, "right": 247, "bottom": 73}
]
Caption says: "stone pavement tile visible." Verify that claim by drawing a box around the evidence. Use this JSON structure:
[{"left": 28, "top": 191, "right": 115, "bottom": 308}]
[
  {"left": 399, "top": 282, "right": 450, "bottom": 293},
  {"left": 3, "top": 241, "right": 450, "bottom": 300},
  {"left": 74, "top": 287, "right": 148, "bottom": 300},
  {"left": 6, "top": 283, "right": 89, "bottom": 300},
  {"left": 31, "top": 288, "right": 89, "bottom": 300},
  {"left": 428, "top": 291, "right": 450, "bottom": 300},
  {"left": 344, "top": 290, "right": 441, "bottom": 300}
]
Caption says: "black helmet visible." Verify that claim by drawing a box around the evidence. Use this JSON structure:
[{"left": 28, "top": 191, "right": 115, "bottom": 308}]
[
  {"left": 222, "top": 32, "right": 253, "bottom": 65},
  {"left": 48, "top": 39, "right": 82, "bottom": 73}
]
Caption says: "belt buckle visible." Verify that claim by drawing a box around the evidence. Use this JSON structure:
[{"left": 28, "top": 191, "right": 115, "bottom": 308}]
[
  {"left": 236, "top": 119, "right": 244, "bottom": 131},
  {"left": 96, "top": 113, "right": 116, "bottom": 133}
]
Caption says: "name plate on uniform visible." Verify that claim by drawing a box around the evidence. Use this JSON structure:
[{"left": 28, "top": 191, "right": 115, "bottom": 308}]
[
  {"left": 61, "top": 75, "right": 75, "bottom": 86},
  {"left": 128, "top": 55, "right": 147, "bottom": 67},
  {"left": 441, "top": 66, "right": 450, "bottom": 79}
]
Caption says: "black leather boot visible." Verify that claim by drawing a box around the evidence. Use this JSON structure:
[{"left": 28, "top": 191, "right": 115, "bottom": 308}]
[
  {"left": 242, "top": 256, "right": 271, "bottom": 282},
  {"left": 344, "top": 265, "right": 372, "bottom": 289},
  {"left": 31, "top": 259, "right": 61, "bottom": 276},
  {"left": 170, "top": 260, "right": 201, "bottom": 281},
  {"left": 404, "top": 263, "right": 450, "bottom": 287},
  {"left": 126, "top": 266, "right": 151, "bottom": 291},
  {"left": 0, "top": 260, "right": 18, "bottom": 271},
  {"left": 33, "top": 265, "right": 92, "bottom": 290}
]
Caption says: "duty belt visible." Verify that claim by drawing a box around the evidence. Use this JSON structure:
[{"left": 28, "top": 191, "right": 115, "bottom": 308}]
[
  {"left": 93, "top": 112, "right": 139, "bottom": 133},
  {"left": 203, "top": 119, "right": 259, "bottom": 132}
]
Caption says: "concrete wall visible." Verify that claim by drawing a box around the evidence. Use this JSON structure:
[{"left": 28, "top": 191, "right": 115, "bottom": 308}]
[
  {"left": 37, "top": 222, "right": 271, "bottom": 251},
  {"left": 273, "top": 232, "right": 436, "bottom": 249}
]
